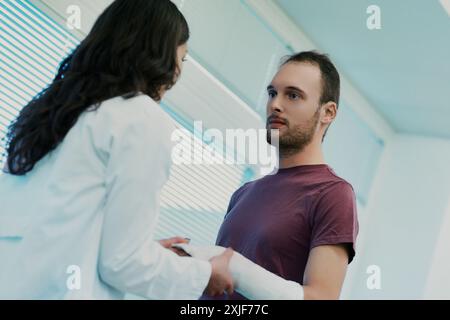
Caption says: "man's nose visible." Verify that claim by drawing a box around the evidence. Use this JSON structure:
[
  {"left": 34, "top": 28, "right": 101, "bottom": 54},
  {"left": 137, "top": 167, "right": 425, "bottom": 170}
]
[{"left": 267, "top": 97, "right": 283, "bottom": 114}]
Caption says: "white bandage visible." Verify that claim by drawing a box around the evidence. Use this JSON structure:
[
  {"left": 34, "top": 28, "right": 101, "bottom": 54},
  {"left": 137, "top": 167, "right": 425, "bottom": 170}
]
[{"left": 173, "top": 244, "right": 304, "bottom": 300}]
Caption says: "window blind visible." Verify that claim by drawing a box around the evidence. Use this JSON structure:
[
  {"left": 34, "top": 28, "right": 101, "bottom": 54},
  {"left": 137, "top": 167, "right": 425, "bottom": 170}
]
[{"left": 0, "top": 0, "right": 78, "bottom": 166}]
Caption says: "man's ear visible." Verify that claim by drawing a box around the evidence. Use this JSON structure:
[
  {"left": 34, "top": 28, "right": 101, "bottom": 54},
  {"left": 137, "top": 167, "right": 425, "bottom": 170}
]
[{"left": 320, "top": 102, "right": 337, "bottom": 125}]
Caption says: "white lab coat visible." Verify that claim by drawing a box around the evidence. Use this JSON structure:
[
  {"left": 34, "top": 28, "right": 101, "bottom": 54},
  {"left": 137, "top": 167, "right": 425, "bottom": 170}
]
[{"left": 0, "top": 94, "right": 211, "bottom": 299}]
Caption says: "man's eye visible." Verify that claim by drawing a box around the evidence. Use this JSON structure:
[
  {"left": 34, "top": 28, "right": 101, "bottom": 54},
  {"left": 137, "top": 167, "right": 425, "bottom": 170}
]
[
  {"left": 268, "top": 91, "right": 276, "bottom": 98},
  {"left": 288, "top": 93, "right": 300, "bottom": 100}
]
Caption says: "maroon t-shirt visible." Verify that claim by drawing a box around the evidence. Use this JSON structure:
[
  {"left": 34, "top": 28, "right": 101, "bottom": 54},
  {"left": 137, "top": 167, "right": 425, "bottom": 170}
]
[{"left": 201, "top": 164, "right": 359, "bottom": 300}]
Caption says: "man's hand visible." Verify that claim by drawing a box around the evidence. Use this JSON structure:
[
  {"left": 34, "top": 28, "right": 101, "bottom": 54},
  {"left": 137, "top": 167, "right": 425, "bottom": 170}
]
[
  {"left": 158, "top": 237, "right": 190, "bottom": 256},
  {"left": 205, "top": 248, "right": 235, "bottom": 296}
]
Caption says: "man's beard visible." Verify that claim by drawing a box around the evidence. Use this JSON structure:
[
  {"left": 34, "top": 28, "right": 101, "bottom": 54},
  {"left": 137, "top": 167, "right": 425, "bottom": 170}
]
[{"left": 266, "top": 108, "right": 320, "bottom": 158}]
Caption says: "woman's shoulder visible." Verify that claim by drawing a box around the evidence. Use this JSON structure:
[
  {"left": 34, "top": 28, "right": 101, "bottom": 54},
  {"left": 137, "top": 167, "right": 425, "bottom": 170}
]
[
  {"left": 98, "top": 94, "right": 165, "bottom": 119},
  {"left": 79, "top": 94, "right": 176, "bottom": 156},
  {"left": 93, "top": 94, "right": 175, "bottom": 133}
]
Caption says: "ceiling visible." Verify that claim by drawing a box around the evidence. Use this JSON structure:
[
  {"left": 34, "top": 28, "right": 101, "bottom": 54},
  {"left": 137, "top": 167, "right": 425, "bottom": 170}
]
[{"left": 276, "top": 0, "right": 450, "bottom": 139}]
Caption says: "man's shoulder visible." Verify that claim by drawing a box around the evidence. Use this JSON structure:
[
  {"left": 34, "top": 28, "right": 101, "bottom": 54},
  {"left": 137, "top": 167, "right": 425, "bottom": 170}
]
[
  {"left": 313, "top": 179, "right": 356, "bottom": 212},
  {"left": 317, "top": 166, "right": 355, "bottom": 193},
  {"left": 233, "top": 180, "right": 255, "bottom": 195},
  {"left": 229, "top": 177, "right": 262, "bottom": 203}
]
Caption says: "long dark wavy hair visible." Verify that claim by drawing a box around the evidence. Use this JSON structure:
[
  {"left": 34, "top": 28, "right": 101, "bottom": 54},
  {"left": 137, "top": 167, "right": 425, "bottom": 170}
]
[{"left": 5, "top": 0, "right": 189, "bottom": 175}]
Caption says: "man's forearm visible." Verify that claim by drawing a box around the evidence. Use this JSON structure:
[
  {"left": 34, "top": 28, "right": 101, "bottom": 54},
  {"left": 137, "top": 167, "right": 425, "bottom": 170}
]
[{"left": 173, "top": 243, "right": 304, "bottom": 300}]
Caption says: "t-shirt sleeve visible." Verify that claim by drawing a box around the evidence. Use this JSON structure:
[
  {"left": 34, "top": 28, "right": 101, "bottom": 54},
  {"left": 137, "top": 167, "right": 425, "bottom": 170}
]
[{"left": 310, "top": 181, "right": 359, "bottom": 263}]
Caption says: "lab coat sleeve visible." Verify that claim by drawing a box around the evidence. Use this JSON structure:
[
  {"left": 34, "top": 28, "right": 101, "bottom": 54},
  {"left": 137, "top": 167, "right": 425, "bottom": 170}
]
[{"left": 97, "top": 100, "right": 211, "bottom": 299}]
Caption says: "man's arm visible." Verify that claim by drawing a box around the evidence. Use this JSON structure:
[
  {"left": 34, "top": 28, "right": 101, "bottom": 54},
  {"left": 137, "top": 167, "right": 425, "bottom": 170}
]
[
  {"left": 302, "top": 244, "right": 349, "bottom": 300},
  {"left": 174, "top": 243, "right": 351, "bottom": 300}
]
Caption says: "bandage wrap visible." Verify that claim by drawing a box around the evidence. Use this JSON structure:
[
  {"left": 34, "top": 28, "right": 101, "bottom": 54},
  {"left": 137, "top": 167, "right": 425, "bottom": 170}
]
[{"left": 173, "top": 244, "right": 304, "bottom": 300}]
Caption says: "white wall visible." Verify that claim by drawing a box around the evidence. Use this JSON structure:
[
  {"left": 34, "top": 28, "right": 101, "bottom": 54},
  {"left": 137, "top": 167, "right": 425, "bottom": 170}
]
[
  {"left": 424, "top": 196, "right": 450, "bottom": 299},
  {"left": 345, "top": 134, "right": 450, "bottom": 299}
]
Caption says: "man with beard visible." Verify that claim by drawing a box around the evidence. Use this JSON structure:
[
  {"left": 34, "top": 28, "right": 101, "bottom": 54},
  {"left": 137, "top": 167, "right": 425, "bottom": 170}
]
[{"left": 201, "top": 51, "right": 359, "bottom": 300}]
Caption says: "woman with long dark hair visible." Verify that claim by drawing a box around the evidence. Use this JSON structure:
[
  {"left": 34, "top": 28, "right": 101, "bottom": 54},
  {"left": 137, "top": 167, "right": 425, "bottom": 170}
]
[{"left": 0, "top": 0, "right": 233, "bottom": 299}]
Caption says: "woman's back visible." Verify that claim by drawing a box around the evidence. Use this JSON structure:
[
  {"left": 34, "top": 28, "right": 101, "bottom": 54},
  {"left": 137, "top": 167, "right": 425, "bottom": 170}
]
[{"left": 0, "top": 94, "right": 175, "bottom": 299}]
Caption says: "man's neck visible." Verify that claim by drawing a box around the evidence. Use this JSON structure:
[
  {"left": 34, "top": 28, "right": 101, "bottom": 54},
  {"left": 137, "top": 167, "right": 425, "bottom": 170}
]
[{"left": 278, "top": 140, "right": 325, "bottom": 169}]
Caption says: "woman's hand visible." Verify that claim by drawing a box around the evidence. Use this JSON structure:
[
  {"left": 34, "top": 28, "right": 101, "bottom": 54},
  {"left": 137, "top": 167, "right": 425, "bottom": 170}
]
[
  {"left": 206, "top": 248, "right": 235, "bottom": 296},
  {"left": 158, "top": 237, "right": 191, "bottom": 256}
]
